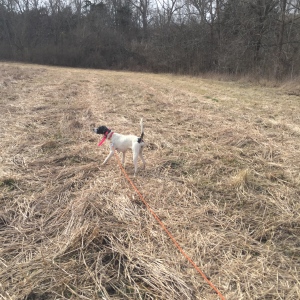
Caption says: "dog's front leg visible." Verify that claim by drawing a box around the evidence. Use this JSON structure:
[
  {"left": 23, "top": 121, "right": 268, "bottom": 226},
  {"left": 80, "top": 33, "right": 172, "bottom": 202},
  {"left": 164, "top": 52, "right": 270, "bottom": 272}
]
[
  {"left": 122, "top": 151, "right": 126, "bottom": 165},
  {"left": 102, "top": 144, "right": 115, "bottom": 165}
]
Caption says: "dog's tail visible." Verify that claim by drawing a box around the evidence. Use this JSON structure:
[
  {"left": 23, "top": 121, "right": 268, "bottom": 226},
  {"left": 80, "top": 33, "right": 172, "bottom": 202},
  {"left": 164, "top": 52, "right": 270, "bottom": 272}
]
[{"left": 138, "top": 118, "right": 144, "bottom": 143}]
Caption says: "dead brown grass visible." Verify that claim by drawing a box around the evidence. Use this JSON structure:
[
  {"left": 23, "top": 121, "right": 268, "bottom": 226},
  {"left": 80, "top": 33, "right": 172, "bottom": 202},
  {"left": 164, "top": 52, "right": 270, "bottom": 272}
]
[{"left": 0, "top": 62, "right": 299, "bottom": 300}]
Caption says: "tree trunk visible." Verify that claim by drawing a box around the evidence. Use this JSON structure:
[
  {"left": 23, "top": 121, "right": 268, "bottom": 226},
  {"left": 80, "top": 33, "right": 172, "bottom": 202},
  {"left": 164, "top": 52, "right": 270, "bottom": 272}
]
[{"left": 275, "top": 0, "right": 287, "bottom": 79}]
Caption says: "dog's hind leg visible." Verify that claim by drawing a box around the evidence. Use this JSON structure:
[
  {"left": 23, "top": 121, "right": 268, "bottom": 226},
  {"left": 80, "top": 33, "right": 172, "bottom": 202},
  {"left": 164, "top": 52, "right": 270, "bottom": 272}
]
[
  {"left": 139, "top": 148, "right": 146, "bottom": 170},
  {"left": 133, "top": 151, "right": 139, "bottom": 176}
]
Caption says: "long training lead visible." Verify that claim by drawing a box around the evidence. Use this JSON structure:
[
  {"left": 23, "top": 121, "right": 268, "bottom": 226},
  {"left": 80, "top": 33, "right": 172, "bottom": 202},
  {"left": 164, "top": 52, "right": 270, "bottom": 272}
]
[{"left": 114, "top": 152, "right": 226, "bottom": 300}]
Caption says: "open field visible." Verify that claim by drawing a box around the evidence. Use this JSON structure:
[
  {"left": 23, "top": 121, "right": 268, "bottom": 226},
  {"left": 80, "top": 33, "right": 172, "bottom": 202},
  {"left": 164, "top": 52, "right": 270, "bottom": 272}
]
[{"left": 0, "top": 62, "right": 299, "bottom": 300}]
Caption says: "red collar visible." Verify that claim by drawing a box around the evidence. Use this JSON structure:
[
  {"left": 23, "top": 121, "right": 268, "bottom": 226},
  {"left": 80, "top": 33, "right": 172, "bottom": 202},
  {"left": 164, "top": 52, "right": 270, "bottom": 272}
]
[
  {"left": 106, "top": 131, "right": 113, "bottom": 139},
  {"left": 98, "top": 130, "right": 113, "bottom": 146}
]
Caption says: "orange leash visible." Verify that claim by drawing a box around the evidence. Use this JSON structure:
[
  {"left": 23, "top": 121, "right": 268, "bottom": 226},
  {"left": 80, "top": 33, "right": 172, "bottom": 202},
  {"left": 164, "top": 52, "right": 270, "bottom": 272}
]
[{"left": 114, "top": 152, "right": 226, "bottom": 300}]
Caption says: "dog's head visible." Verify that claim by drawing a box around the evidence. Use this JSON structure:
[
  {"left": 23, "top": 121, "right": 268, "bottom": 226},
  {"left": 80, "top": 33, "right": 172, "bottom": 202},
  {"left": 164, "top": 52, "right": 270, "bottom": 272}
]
[{"left": 93, "top": 126, "right": 109, "bottom": 135}]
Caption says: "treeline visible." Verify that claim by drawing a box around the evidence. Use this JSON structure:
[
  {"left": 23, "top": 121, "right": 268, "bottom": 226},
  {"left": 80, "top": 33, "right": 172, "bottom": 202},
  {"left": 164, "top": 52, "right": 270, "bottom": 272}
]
[{"left": 1, "top": 0, "right": 300, "bottom": 78}]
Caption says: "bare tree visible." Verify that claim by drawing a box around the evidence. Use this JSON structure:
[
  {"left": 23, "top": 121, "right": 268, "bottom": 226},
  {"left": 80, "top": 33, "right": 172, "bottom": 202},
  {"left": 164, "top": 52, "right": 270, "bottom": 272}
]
[
  {"left": 0, "top": 0, "right": 299, "bottom": 76},
  {"left": 130, "top": 0, "right": 150, "bottom": 37},
  {"left": 154, "top": 0, "right": 185, "bottom": 26}
]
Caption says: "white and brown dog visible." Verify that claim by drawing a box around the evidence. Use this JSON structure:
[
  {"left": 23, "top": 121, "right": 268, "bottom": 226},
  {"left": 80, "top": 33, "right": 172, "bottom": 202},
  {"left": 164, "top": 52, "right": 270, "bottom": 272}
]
[{"left": 93, "top": 118, "right": 145, "bottom": 176}]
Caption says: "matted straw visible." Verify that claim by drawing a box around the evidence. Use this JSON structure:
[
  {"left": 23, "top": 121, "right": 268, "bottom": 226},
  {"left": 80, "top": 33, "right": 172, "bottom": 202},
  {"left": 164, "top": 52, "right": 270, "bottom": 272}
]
[{"left": 0, "top": 62, "right": 299, "bottom": 299}]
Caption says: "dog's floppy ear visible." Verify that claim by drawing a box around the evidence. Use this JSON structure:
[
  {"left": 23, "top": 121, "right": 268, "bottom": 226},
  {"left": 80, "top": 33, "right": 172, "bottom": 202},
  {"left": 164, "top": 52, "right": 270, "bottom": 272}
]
[{"left": 93, "top": 126, "right": 108, "bottom": 135}]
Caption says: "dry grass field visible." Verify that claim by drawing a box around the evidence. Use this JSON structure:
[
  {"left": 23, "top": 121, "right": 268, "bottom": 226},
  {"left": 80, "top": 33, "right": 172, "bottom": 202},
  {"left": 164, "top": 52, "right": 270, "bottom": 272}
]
[{"left": 0, "top": 62, "right": 299, "bottom": 300}]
